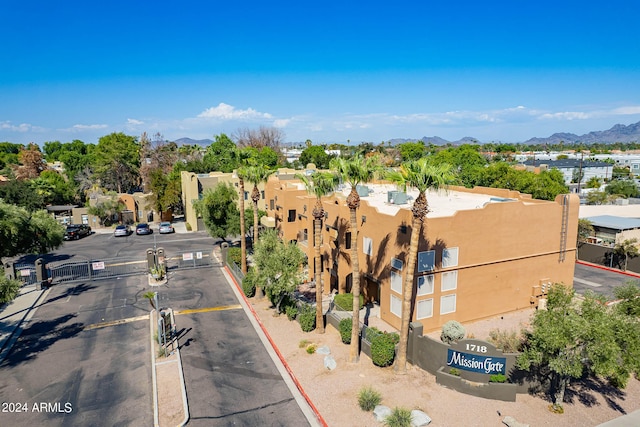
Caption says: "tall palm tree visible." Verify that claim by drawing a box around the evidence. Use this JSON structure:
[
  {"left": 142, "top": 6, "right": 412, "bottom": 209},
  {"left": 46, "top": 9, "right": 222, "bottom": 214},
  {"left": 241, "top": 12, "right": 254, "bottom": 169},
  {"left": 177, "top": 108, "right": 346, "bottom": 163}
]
[
  {"left": 236, "top": 167, "right": 248, "bottom": 274},
  {"left": 330, "top": 155, "right": 381, "bottom": 362},
  {"left": 387, "top": 159, "right": 454, "bottom": 373},
  {"left": 296, "top": 171, "right": 339, "bottom": 334}
]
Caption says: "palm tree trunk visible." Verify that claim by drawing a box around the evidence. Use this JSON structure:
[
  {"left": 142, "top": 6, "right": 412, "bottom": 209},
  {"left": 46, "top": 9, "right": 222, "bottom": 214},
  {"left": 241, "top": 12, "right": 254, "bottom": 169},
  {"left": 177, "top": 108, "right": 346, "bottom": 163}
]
[
  {"left": 349, "top": 207, "right": 360, "bottom": 363},
  {"left": 253, "top": 199, "right": 259, "bottom": 247},
  {"left": 395, "top": 216, "right": 421, "bottom": 373},
  {"left": 239, "top": 178, "right": 247, "bottom": 274},
  {"left": 314, "top": 216, "right": 324, "bottom": 333}
]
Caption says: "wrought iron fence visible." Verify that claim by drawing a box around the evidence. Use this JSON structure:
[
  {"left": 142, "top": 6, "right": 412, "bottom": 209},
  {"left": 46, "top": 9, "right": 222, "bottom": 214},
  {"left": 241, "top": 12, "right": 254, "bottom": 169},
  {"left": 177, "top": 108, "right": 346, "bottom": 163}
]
[{"left": 14, "top": 263, "right": 38, "bottom": 286}]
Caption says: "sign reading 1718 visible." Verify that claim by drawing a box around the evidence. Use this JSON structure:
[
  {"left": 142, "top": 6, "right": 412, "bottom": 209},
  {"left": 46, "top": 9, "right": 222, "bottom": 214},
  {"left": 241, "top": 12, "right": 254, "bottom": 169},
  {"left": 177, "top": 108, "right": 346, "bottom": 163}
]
[{"left": 446, "top": 340, "right": 507, "bottom": 375}]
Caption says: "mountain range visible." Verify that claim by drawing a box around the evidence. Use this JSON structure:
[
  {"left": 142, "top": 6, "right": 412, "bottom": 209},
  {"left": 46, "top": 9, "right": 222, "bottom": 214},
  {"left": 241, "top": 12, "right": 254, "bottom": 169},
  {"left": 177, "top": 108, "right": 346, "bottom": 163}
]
[{"left": 175, "top": 121, "right": 640, "bottom": 148}]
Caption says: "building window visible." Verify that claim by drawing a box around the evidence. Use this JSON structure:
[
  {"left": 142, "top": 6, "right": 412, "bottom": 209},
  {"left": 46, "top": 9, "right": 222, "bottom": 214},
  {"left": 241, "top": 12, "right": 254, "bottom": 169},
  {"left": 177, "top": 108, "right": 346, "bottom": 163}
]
[
  {"left": 363, "top": 236, "right": 373, "bottom": 256},
  {"left": 288, "top": 210, "right": 296, "bottom": 222},
  {"left": 441, "top": 271, "right": 458, "bottom": 291},
  {"left": 442, "top": 247, "right": 459, "bottom": 268},
  {"left": 345, "top": 232, "right": 352, "bottom": 249},
  {"left": 417, "top": 250, "right": 435, "bottom": 272},
  {"left": 416, "top": 299, "right": 433, "bottom": 319},
  {"left": 391, "top": 271, "right": 402, "bottom": 294},
  {"left": 390, "top": 294, "right": 401, "bottom": 317},
  {"left": 301, "top": 228, "right": 308, "bottom": 244},
  {"left": 417, "top": 274, "right": 434, "bottom": 296},
  {"left": 270, "top": 199, "right": 274, "bottom": 210},
  {"left": 261, "top": 190, "right": 265, "bottom": 199},
  {"left": 244, "top": 191, "right": 248, "bottom": 200},
  {"left": 440, "top": 294, "right": 457, "bottom": 314}
]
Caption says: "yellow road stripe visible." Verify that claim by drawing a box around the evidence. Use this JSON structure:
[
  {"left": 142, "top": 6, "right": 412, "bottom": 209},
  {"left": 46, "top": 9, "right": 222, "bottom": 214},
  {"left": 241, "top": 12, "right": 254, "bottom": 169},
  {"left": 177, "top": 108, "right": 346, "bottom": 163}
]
[
  {"left": 84, "top": 314, "right": 149, "bottom": 330},
  {"left": 175, "top": 304, "right": 242, "bottom": 315}
]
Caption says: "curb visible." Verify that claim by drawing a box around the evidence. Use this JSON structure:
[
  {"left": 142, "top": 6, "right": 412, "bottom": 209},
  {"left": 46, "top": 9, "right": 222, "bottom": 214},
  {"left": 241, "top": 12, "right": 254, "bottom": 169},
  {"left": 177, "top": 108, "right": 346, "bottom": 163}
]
[
  {"left": 576, "top": 260, "right": 640, "bottom": 278},
  {"left": 219, "top": 260, "right": 328, "bottom": 427}
]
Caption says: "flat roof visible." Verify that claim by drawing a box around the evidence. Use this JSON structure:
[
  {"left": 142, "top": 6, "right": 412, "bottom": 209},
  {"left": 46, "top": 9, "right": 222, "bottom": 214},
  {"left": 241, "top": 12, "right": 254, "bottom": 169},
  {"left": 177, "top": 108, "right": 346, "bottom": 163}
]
[
  {"left": 336, "top": 184, "right": 523, "bottom": 218},
  {"left": 585, "top": 215, "right": 640, "bottom": 231}
]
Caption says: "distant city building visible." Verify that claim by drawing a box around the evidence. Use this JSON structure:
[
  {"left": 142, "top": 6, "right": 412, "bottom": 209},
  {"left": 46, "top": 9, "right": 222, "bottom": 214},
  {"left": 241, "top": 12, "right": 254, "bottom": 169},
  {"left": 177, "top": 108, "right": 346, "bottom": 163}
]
[{"left": 519, "top": 159, "right": 612, "bottom": 186}]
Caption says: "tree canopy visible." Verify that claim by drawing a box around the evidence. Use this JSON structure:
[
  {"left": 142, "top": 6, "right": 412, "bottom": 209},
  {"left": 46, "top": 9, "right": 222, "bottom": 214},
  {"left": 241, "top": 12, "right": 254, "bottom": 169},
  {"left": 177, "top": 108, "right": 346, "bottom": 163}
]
[{"left": 192, "top": 182, "right": 240, "bottom": 240}]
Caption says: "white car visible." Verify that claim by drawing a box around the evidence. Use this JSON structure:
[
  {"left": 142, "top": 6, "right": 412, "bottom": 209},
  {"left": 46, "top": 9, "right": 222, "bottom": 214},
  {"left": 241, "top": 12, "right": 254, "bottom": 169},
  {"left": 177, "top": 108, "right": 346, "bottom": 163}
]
[{"left": 159, "top": 222, "right": 175, "bottom": 234}]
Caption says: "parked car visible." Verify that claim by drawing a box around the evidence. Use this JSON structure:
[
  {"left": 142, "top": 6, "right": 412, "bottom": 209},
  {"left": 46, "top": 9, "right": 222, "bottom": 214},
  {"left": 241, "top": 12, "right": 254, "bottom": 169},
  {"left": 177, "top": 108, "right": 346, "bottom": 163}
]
[
  {"left": 114, "top": 224, "right": 132, "bottom": 237},
  {"left": 136, "top": 223, "right": 153, "bottom": 235},
  {"left": 159, "top": 221, "right": 175, "bottom": 234},
  {"left": 64, "top": 224, "right": 92, "bottom": 240}
]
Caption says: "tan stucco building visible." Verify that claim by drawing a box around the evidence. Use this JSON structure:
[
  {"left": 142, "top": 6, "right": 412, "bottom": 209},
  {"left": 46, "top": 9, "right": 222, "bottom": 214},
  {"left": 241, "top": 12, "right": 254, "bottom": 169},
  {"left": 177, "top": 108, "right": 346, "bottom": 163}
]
[{"left": 262, "top": 175, "right": 579, "bottom": 333}]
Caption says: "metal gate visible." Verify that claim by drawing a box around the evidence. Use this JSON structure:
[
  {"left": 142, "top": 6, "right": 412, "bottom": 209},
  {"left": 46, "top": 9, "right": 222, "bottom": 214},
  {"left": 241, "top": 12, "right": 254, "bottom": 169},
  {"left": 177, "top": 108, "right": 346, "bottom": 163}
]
[
  {"left": 14, "top": 263, "right": 38, "bottom": 286},
  {"left": 47, "top": 257, "right": 148, "bottom": 284},
  {"left": 165, "top": 249, "right": 217, "bottom": 271}
]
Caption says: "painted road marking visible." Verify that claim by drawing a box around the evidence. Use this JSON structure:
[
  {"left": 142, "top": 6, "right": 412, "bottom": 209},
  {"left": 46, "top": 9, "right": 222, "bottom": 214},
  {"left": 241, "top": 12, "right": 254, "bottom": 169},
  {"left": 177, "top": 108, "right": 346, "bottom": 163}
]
[
  {"left": 175, "top": 305, "right": 242, "bottom": 315},
  {"left": 84, "top": 315, "right": 150, "bottom": 330},
  {"left": 574, "top": 277, "right": 603, "bottom": 288}
]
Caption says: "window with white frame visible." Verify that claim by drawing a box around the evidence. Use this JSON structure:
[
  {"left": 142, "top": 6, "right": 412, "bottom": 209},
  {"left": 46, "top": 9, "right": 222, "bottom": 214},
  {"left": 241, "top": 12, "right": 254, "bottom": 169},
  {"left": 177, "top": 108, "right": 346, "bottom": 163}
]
[
  {"left": 417, "top": 274, "right": 434, "bottom": 296},
  {"left": 441, "top": 270, "right": 458, "bottom": 291},
  {"left": 417, "top": 298, "right": 434, "bottom": 319},
  {"left": 440, "top": 294, "right": 457, "bottom": 314},
  {"left": 390, "top": 270, "right": 403, "bottom": 294},
  {"left": 390, "top": 294, "right": 401, "bottom": 317},
  {"left": 442, "top": 247, "right": 459, "bottom": 268},
  {"left": 363, "top": 236, "right": 373, "bottom": 256},
  {"left": 417, "top": 250, "right": 435, "bottom": 272}
]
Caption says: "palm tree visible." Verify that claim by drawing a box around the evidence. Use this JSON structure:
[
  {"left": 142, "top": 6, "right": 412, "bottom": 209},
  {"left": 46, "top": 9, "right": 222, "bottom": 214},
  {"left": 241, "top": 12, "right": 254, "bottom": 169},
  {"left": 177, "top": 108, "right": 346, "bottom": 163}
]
[
  {"left": 614, "top": 238, "right": 640, "bottom": 271},
  {"left": 143, "top": 291, "right": 157, "bottom": 310},
  {"left": 296, "top": 171, "right": 339, "bottom": 334},
  {"left": 386, "top": 159, "right": 454, "bottom": 373},
  {"left": 330, "top": 154, "right": 381, "bottom": 362},
  {"left": 236, "top": 167, "right": 248, "bottom": 274},
  {"left": 244, "top": 165, "right": 275, "bottom": 298}
]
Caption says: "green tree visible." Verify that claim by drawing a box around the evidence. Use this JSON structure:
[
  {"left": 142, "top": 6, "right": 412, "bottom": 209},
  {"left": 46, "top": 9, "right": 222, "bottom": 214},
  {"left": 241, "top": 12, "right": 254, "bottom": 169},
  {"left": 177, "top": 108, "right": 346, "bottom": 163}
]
[
  {"left": 243, "top": 165, "right": 275, "bottom": 247},
  {"left": 297, "top": 171, "right": 339, "bottom": 334},
  {"left": 0, "top": 179, "right": 45, "bottom": 211},
  {"left": 586, "top": 190, "right": 608, "bottom": 205},
  {"left": 92, "top": 132, "right": 140, "bottom": 193},
  {"left": 299, "top": 145, "right": 332, "bottom": 169},
  {"left": 586, "top": 176, "right": 602, "bottom": 189},
  {"left": 203, "top": 133, "right": 239, "bottom": 173},
  {"left": 32, "top": 170, "right": 76, "bottom": 205},
  {"left": 0, "top": 270, "right": 21, "bottom": 304},
  {"left": 613, "top": 281, "right": 640, "bottom": 317},
  {"left": 430, "top": 144, "right": 487, "bottom": 187},
  {"left": 252, "top": 229, "right": 305, "bottom": 313},
  {"left": 0, "top": 199, "right": 64, "bottom": 258},
  {"left": 87, "top": 196, "right": 124, "bottom": 226},
  {"left": 193, "top": 182, "right": 240, "bottom": 240},
  {"left": 577, "top": 218, "right": 594, "bottom": 244},
  {"left": 386, "top": 159, "right": 455, "bottom": 373},
  {"left": 614, "top": 238, "right": 639, "bottom": 271},
  {"left": 517, "top": 284, "right": 640, "bottom": 410},
  {"left": 606, "top": 179, "right": 639, "bottom": 198},
  {"left": 397, "top": 141, "right": 426, "bottom": 162},
  {"left": 330, "top": 154, "right": 382, "bottom": 363}
]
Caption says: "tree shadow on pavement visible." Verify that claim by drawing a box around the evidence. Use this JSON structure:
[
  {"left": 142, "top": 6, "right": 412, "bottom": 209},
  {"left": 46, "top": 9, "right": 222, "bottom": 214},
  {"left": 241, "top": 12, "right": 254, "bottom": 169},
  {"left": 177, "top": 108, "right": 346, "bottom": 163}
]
[
  {"left": 0, "top": 313, "right": 83, "bottom": 367},
  {"left": 564, "top": 376, "right": 628, "bottom": 414}
]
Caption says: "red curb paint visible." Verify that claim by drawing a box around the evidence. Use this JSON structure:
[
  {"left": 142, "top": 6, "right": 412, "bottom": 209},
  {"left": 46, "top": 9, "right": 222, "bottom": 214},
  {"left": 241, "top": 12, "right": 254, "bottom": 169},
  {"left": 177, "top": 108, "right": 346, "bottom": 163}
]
[
  {"left": 224, "top": 266, "right": 329, "bottom": 427},
  {"left": 576, "top": 260, "right": 640, "bottom": 278}
]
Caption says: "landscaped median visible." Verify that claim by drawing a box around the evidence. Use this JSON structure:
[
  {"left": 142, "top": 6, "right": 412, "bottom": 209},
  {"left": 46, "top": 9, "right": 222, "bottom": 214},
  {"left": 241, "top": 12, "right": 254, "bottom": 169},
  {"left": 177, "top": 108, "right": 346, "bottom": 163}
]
[{"left": 149, "top": 308, "right": 189, "bottom": 427}]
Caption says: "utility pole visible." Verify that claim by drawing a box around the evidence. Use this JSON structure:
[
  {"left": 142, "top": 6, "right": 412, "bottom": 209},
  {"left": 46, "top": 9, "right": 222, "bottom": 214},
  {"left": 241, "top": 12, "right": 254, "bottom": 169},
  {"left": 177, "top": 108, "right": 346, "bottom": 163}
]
[{"left": 577, "top": 150, "right": 584, "bottom": 193}]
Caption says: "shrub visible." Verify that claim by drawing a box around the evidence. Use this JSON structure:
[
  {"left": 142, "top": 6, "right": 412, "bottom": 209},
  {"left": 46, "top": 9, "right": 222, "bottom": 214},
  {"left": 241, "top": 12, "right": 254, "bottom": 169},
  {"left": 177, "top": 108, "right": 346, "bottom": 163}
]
[
  {"left": 357, "top": 386, "right": 382, "bottom": 412},
  {"left": 333, "top": 293, "right": 364, "bottom": 311},
  {"left": 298, "top": 303, "right": 316, "bottom": 332},
  {"left": 489, "top": 374, "right": 507, "bottom": 383},
  {"left": 371, "top": 332, "right": 399, "bottom": 367},
  {"left": 488, "top": 328, "right": 523, "bottom": 353},
  {"left": 185, "top": 222, "right": 192, "bottom": 231},
  {"left": 440, "top": 320, "right": 465, "bottom": 344},
  {"left": 449, "top": 368, "right": 460, "bottom": 376},
  {"left": 0, "top": 273, "right": 21, "bottom": 304},
  {"left": 338, "top": 318, "right": 352, "bottom": 344},
  {"left": 227, "top": 247, "right": 242, "bottom": 265},
  {"left": 242, "top": 268, "right": 256, "bottom": 297},
  {"left": 364, "top": 326, "right": 381, "bottom": 341},
  {"left": 306, "top": 343, "right": 317, "bottom": 354},
  {"left": 384, "top": 407, "right": 412, "bottom": 427},
  {"left": 299, "top": 339, "right": 310, "bottom": 348},
  {"left": 285, "top": 304, "right": 298, "bottom": 321}
]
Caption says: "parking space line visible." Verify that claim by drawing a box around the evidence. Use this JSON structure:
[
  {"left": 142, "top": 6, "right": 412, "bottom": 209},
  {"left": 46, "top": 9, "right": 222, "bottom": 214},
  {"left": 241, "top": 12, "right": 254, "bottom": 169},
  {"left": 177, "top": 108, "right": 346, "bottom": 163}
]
[
  {"left": 574, "top": 277, "right": 603, "bottom": 287},
  {"left": 84, "top": 314, "right": 150, "bottom": 330}
]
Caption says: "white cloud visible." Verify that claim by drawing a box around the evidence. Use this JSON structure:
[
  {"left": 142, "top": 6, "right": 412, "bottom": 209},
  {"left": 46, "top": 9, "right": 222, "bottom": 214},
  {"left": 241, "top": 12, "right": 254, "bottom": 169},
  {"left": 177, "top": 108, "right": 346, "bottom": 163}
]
[
  {"left": 538, "top": 111, "right": 592, "bottom": 120},
  {"left": 273, "top": 118, "right": 291, "bottom": 128},
  {"left": 197, "top": 103, "right": 273, "bottom": 121},
  {"left": 127, "top": 118, "right": 144, "bottom": 125},
  {"left": 0, "top": 121, "right": 36, "bottom": 132}
]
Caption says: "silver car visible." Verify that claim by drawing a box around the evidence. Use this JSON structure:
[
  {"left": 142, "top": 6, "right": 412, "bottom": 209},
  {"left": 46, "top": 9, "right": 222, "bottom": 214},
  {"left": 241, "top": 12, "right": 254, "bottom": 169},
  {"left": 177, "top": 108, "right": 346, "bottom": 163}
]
[
  {"left": 159, "top": 222, "right": 175, "bottom": 234},
  {"left": 114, "top": 224, "right": 132, "bottom": 237}
]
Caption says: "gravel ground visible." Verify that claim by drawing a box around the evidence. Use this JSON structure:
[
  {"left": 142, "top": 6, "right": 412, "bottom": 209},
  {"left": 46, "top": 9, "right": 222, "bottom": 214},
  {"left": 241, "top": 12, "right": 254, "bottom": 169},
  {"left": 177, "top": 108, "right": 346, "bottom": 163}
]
[{"left": 251, "top": 300, "right": 640, "bottom": 427}]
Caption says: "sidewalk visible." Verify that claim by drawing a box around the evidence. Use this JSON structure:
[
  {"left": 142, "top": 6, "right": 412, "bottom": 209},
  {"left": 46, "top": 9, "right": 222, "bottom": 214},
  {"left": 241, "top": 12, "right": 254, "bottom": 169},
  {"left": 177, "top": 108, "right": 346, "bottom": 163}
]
[{"left": 0, "top": 284, "right": 49, "bottom": 362}]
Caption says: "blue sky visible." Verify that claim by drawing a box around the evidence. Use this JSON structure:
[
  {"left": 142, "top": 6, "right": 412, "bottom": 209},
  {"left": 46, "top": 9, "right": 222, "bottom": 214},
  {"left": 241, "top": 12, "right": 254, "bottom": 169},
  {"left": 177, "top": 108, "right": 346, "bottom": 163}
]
[{"left": 2, "top": 0, "right": 640, "bottom": 145}]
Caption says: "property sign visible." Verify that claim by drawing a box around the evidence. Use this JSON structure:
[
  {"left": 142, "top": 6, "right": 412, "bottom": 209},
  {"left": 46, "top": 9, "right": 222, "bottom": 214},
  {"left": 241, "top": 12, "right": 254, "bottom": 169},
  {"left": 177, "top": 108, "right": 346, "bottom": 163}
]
[
  {"left": 92, "top": 261, "right": 105, "bottom": 270},
  {"left": 182, "top": 253, "right": 193, "bottom": 261},
  {"left": 446, "top": 349, "right": 506, "bottom": 375}
]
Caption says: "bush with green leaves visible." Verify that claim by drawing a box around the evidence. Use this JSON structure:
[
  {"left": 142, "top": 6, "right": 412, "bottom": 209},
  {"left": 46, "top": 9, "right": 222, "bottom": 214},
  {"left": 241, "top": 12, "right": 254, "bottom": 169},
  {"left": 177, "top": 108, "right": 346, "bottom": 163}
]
[
  {"left": 357, "top": 386, "right": 382, "bottom": 412},
  {"left": 489, "top": 373, "right": 507, "bottom": 383},
  {"left": 333, "top": 293, "right": 364, "bottom": 311},
  {"left": 0, "top": 271, "right": 21, "bottom": 304},
  {"left": 338, "top": 318, "right": 352, "bottom": 344},
  {"left": 364, "top": 326, "right": 381, "bottom": 342},
  {"left": 384, "top": 407, "right": 412, "bottom": 427},
  {"left": 227, "top": 247, "right": 242, "bottom": 265},
  {"left": 298, "top": 303, "right": 316, "bottom": 332},
  {"left": 241, "top": 268, "right": 256, "bottom": 297},
  {"left": 440, "top": 320, "right": 465, "bottom": 344},
  {"left": 285, "top": 304, "right": 298, "bottom": 321},
  {"left": 371, "top": 332, "right": 399, "bottom": 367}
]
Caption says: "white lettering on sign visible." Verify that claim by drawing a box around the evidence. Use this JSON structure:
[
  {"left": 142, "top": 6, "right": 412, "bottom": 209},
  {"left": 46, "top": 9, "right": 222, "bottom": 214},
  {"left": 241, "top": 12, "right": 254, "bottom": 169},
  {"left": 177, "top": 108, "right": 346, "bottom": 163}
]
[
  {"left": 92, "top": 262, "right": 105, "bottom": 270},
  {"left": 182, "top": 253, "right": 193, "bottom": 261},
  {"left": 465, "top": 344, "right": 487, "bottom": 353},
  {"left": 446, "top": 350, "right": 506, "bottom": 374}
]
